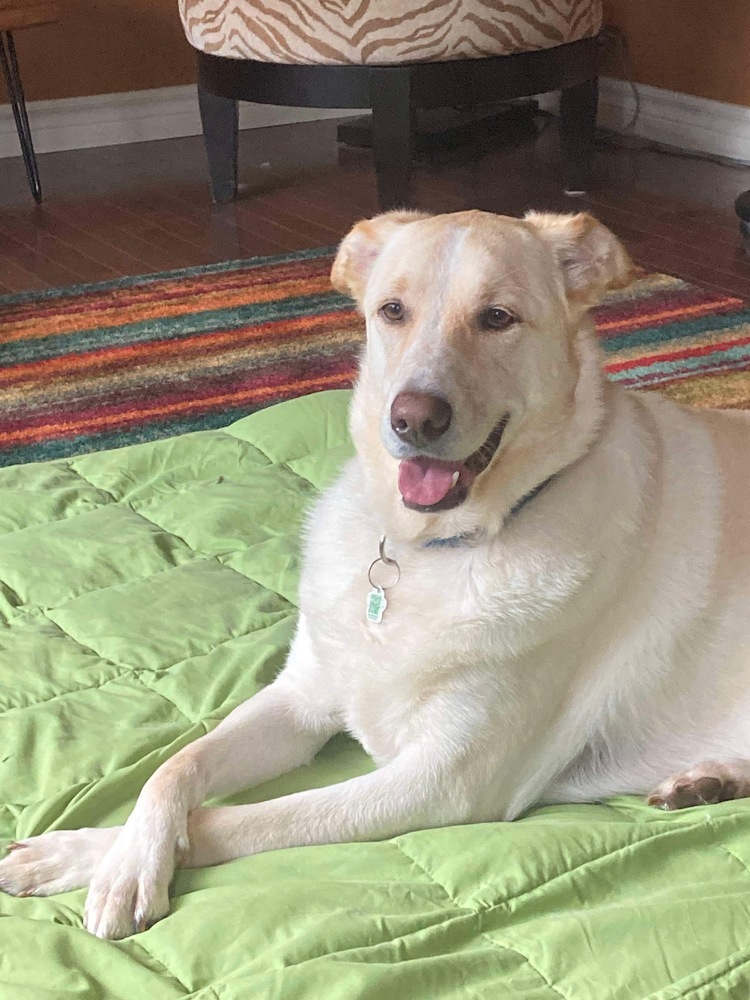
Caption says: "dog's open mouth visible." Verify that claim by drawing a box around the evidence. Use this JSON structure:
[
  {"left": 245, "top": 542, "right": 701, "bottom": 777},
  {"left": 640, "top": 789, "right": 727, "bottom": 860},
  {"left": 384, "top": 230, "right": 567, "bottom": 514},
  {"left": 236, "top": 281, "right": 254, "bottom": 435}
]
[{"left": 398, "top": 415, "right": 509, "bottom": 513}]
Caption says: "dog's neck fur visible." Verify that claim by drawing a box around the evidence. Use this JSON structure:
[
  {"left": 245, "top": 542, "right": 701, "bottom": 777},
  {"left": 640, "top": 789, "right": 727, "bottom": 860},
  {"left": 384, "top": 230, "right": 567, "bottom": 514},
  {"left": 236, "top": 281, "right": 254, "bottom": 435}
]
[{"left": 349, "top": 319, "right": 609, "bottom": 547}]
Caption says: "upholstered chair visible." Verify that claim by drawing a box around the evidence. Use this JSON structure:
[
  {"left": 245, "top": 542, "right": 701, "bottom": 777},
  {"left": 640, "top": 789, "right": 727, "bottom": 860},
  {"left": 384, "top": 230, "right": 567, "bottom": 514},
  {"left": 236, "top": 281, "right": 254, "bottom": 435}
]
[{"left": 179, "top": 1, "right": 602, "bottom": 209}]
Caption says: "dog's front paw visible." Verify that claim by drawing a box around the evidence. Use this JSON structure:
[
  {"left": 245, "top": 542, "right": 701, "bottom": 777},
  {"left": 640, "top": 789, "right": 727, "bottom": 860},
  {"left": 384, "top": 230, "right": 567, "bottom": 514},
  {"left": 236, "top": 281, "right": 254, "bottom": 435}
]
[
  {"left": 84, "top": 825, "right": 188, "bottom": 939},
  {"left": 0, "top": 827, "right": 120, "bottom": 898},
  {"left": 648, "top": 761, "right": 747, "bottom": 810}
]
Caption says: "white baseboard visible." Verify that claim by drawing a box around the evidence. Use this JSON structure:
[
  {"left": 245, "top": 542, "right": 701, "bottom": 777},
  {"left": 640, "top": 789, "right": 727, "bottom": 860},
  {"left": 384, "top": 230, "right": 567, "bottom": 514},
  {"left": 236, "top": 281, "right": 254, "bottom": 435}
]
[
  {"left": 4, "top": 76, "right": 750, "bottom": 164},
  {"left": 538, "top": 77, "right": 750, "bottom": 164},
  {"left": 0, "top": 83, "right": 362, "bottom": 159}
]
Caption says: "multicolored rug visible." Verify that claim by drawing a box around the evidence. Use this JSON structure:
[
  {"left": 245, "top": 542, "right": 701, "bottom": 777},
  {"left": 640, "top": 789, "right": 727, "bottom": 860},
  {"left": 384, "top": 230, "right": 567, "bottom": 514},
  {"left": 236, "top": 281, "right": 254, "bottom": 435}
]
[{"left": 1, "top": 246, "right": 749, "bottom": 466}]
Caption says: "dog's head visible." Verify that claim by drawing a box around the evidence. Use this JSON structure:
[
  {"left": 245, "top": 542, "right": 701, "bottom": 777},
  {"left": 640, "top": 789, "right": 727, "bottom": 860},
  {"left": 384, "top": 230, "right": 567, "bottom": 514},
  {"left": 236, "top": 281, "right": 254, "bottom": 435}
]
[{"left": 332, "top": 210, "right": 633, "bottom": 539}]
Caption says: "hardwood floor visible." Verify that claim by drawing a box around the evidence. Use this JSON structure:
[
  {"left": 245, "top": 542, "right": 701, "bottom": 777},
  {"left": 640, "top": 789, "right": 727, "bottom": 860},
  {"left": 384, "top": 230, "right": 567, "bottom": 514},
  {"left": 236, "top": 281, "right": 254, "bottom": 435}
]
[{"left": 1, "top": 114, "right": 750, "bottom": 296}]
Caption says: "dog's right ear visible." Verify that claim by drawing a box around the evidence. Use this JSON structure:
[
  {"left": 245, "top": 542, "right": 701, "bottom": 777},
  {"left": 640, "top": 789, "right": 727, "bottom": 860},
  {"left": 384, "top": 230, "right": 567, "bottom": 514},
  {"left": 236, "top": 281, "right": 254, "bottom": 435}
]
[{"left": 331, "top": 211, "right": 431, "bottom": 302}]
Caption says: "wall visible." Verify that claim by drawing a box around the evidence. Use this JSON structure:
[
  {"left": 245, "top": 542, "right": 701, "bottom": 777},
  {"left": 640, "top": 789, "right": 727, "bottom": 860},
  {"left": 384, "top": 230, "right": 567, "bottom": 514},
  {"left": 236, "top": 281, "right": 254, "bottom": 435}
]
[
  {"left": 5, "top": 1, "right": 750, "bottom": 110},
  {"left": 603, "top": 0, "right": 750, "bottom": 108},
  {"left": 5, "top": 0, "right": 194, "bottom": 102}
]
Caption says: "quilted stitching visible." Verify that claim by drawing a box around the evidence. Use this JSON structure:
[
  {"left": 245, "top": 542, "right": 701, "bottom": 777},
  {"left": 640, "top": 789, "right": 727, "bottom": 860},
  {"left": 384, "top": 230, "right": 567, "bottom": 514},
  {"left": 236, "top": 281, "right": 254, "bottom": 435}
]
[{"left": 1, "top": 389, "right": 750, "bottom": 1000}]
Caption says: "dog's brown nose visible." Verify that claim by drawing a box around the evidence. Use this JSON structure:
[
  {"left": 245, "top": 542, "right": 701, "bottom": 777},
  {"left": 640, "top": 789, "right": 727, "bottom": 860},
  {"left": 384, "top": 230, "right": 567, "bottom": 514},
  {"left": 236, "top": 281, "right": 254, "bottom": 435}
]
[{"left": 390, "top": 391, "right": 452, "bottom": 447}]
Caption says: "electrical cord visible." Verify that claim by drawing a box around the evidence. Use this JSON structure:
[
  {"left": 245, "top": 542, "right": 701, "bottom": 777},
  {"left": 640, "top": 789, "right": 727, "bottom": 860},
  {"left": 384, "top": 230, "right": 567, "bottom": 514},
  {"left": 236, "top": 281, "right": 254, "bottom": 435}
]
[{"left": 599, "top": 26, "right": 641, "bottom": 131}]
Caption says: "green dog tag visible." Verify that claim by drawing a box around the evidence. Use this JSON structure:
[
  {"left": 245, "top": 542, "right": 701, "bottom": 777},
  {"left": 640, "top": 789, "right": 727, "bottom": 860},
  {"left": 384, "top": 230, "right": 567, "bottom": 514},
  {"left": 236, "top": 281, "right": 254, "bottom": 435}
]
[{"left": 366, "top": 586, "right": 387, "bottom": 624}]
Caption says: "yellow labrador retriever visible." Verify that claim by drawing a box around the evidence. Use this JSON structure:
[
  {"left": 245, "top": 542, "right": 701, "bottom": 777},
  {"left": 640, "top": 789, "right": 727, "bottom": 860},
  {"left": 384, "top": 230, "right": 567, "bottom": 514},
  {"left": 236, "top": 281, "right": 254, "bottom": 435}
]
[{"left": 3, "top": 209, "right": 750, "bottom": 940}]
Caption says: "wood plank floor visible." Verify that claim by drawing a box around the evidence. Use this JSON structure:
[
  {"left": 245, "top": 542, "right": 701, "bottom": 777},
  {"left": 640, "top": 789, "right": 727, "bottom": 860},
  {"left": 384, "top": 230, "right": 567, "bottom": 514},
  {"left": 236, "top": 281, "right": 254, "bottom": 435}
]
[{"left": 1, "top": 115, "right": 750, "bottom": 297}]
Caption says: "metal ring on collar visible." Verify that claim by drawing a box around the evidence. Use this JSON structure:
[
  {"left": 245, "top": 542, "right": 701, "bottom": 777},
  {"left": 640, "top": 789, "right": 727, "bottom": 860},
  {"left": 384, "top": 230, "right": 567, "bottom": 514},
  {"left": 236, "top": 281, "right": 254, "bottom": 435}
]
[{"left": 368, "top": 536, "right": 401, "bottom": 590}]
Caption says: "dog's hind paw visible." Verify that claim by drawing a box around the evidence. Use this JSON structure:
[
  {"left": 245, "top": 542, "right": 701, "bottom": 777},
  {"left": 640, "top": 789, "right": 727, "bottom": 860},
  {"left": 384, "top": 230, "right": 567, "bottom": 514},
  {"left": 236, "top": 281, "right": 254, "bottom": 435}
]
[{"left": 648, "top": 761, "right": 750, "bottom": 810}]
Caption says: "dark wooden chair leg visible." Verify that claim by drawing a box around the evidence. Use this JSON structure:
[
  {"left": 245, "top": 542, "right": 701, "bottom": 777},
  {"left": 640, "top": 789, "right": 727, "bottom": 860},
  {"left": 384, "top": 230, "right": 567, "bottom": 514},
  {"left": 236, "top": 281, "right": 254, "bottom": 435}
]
[
  {"left": 735, "top": 191, "right": 750, "bottom": 255},
  {"left": 0, "top": 31, "right": 42, "bottom": 203},
  {"left": 559, "top": 76, "right": 598, "bottom": 195},
  {"left": 198, "top": 84, "right": 239, "bottom": 203},
  {"left": 370, "top": 67, "right": 414, "bottom": 211}
]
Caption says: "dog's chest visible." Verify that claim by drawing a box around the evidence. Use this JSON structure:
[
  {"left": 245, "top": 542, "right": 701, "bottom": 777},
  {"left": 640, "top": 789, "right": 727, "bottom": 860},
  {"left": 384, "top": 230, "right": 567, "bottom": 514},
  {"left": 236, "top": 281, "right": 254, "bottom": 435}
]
[
  {"left": 298, "top": 463, "right": 593, "bottom": 762},
  {"left": 300, "top": 534, "right": 547, "bottom": 763}
]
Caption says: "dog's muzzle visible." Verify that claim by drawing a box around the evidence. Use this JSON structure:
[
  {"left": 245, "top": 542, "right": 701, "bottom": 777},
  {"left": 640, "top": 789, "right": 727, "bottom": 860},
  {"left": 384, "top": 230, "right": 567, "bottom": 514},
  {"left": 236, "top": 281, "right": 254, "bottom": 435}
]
[{"left": 397, "top": 415, "right": 510, "bottom": 513}]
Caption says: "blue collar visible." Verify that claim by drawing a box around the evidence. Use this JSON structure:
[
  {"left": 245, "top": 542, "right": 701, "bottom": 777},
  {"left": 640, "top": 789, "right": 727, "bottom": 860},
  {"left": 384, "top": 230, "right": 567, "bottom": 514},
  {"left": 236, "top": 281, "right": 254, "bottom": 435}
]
[{"left": 422, "top": 476, "right": 554, "bottom": 549}]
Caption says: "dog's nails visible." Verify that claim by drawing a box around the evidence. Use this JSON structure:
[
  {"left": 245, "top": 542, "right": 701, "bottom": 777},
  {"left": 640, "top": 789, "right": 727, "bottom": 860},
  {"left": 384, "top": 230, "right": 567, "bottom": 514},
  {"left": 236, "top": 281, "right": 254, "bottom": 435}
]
[{"left": 6, "top": 841, "right": 25, "bottom": 853}]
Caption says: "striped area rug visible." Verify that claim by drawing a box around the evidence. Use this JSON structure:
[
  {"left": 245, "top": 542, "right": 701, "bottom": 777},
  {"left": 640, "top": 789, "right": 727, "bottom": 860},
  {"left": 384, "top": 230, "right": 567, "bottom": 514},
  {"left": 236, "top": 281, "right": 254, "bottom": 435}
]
[{"left": 0, "top": 246, "right": 748, "bottom": 466}]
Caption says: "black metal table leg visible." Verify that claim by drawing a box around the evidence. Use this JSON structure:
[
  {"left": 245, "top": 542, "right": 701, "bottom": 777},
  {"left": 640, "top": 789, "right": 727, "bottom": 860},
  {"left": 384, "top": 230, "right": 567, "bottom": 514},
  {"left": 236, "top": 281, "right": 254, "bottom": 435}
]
[{"left": 0, "top": 31, "right": 42, "bottom": 203}]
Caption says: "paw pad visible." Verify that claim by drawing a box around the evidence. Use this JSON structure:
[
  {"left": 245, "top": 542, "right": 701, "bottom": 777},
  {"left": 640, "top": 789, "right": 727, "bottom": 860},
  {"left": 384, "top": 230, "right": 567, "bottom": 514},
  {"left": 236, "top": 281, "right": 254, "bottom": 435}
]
[{"left": 648, "top": 775, "right": 738, "bottom": 810}]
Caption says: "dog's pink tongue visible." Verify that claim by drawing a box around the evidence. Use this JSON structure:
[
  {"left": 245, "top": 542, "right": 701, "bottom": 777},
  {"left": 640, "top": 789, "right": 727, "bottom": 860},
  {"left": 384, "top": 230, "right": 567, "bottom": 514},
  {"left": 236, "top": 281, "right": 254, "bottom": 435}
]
[{"left": 398, "top": 457, "right": 464, "bottom": 506}]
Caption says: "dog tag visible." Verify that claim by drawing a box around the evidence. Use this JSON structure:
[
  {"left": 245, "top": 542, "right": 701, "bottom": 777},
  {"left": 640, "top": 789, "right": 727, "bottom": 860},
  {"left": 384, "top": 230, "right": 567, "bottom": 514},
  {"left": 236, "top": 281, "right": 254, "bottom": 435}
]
[
  {"left": 366, "top": 537, "right": 400, "bottom": 625},
  {"left": 366, "top": 586, "right": 388, "bottom": 624}
]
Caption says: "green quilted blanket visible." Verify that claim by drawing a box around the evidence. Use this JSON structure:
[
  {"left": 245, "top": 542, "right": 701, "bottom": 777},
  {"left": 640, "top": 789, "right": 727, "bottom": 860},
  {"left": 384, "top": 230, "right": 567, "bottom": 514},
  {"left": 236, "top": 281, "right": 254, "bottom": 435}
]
[{"left": 1, "top": 389, "right": 749, "bottom": 999}]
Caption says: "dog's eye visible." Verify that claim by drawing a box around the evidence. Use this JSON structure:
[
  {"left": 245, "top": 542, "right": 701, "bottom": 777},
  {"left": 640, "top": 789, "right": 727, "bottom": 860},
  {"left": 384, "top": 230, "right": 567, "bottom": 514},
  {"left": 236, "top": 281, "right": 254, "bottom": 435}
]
[
  {"left": 481, "top": 307, "right": 517, "bottom": 331},
  {"left": 379, "top": 301, "right": 405, "bottom": 323}
]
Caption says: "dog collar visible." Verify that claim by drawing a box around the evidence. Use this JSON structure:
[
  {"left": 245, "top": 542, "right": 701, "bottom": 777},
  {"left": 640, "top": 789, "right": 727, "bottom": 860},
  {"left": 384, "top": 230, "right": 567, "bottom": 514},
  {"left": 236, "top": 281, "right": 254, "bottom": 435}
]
[
  {"left": 422, "top": 475, "right": 554, "bottom": 549},
  {"left": 366, "top": 475, "right": 554, "bottom": 623}
]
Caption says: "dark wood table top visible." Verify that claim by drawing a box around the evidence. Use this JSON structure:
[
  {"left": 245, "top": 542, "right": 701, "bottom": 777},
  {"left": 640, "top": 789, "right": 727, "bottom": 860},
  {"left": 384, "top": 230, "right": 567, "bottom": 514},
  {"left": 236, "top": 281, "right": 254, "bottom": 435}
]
[{"left": 0, "top": 1, "right": 59, "bottom": 33}]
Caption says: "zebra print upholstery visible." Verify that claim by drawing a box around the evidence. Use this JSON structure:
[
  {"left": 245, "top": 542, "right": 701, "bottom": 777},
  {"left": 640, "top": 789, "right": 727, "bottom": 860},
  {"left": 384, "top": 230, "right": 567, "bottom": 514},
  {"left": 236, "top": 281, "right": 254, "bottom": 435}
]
[{"left": 179, "top": 0, "right": 602, "bottom": 66}]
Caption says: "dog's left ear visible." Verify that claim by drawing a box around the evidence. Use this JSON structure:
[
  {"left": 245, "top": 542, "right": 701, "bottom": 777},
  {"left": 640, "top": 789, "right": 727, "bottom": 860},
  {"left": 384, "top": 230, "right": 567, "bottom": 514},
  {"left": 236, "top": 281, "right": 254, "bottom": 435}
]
[
  {"left": 524, "top": 211, "right": 634, "bottom": 306},
  {"left": 331, "top": 210, "right": 431, "bottom": 302}
]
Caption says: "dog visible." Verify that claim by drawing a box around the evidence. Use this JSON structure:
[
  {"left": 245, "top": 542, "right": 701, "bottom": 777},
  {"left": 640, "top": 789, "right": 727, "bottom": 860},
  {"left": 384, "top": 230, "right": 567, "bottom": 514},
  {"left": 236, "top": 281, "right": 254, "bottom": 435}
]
[{"left": 3, "top": 209, "right": 750, "bottom": 940}]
